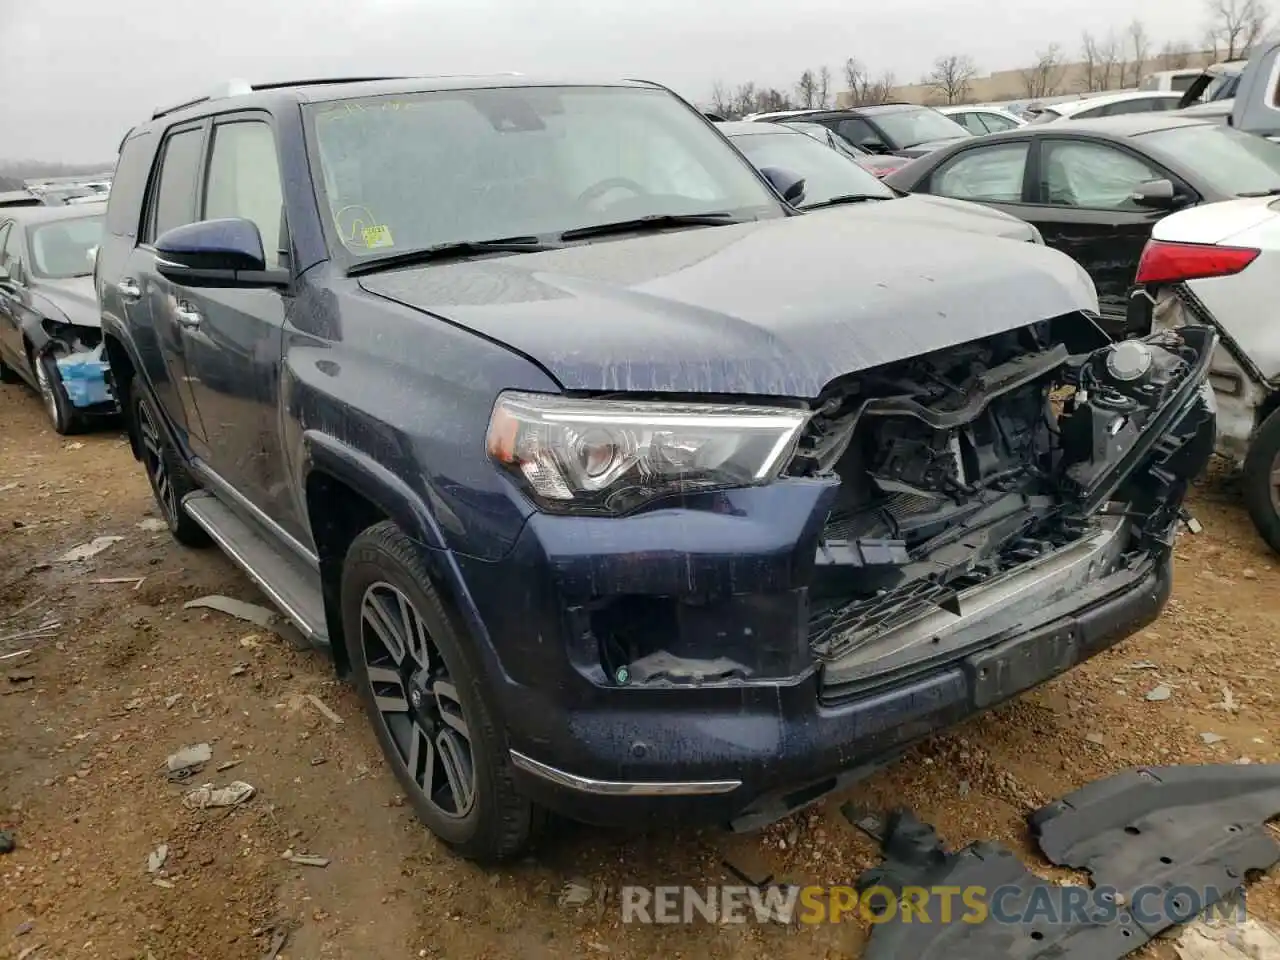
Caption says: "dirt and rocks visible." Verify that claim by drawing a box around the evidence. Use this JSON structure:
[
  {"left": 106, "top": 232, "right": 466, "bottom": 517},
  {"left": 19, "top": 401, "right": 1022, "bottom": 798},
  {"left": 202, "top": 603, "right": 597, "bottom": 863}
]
[{"left": 1, "top": 380, "right": 1278, "bottom": 960}]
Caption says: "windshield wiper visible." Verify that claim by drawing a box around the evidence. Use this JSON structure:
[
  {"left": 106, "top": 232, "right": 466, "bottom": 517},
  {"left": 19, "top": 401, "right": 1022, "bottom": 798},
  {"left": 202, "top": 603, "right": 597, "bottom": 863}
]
[
  {"left": 348, "top": 237, "right": 560, "bottom": 275},
  {"left": 558, "top": 212, "right": 744, "bottom": 242},
  {"left": 1238, "top": 187, "right": 1280, "bottom": 197},
  {"left": 801, "top": 194, "right": 888, "bottom": 210}
]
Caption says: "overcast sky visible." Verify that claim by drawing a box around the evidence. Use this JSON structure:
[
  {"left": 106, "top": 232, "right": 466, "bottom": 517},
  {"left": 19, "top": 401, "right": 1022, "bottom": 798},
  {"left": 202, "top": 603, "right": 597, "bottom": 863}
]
[{"left": 1, "top": 0, "right": 1210, "bottom": 162}]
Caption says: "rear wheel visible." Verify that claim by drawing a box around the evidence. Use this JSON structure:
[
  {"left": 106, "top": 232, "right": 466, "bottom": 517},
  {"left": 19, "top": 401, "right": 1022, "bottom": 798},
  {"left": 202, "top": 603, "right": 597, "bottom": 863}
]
[
  {"left": 1242, "top": 407, "right": 1280, "bottom": 555},
  {"left": 34, "top": 352, "right": 81, "bottom": 436},
  {"left": 341, "top": 521, "right": 537, "bottom": 862},
  {"left": 132, "top": 388, "right": 210, "bottom": 548}
]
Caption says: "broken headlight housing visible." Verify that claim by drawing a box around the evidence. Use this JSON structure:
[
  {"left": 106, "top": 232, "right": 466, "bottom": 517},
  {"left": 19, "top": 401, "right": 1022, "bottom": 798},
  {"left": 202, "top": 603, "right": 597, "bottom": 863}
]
[{"left": 486, "top": 391, "right": 808, "bottom": 515}]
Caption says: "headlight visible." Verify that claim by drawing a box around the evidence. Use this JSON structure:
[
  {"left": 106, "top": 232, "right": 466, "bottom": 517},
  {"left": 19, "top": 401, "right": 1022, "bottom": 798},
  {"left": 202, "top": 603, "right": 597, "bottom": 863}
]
[{"left": 486, "top": 391, "right": 809, "bottom": 515}]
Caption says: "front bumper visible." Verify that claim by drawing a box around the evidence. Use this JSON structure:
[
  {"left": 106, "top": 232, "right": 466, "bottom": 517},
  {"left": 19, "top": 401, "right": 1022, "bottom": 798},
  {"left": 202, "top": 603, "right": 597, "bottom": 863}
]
[{"left": 449, "top": 344, "right": 1213, "bottom": 829}]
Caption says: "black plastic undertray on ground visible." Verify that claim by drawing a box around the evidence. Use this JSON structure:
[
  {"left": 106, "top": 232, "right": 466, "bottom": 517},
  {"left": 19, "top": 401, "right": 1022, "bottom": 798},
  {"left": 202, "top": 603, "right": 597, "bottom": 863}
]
[{"left": 852, "top": 763, "right": 1280, "bottom": 960}]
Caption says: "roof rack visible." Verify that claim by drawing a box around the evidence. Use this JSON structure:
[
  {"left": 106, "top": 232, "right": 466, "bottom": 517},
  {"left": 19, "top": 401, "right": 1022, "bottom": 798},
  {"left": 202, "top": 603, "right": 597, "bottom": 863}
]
[{"left": 151, "top": 77, "right": 418, "bottom": 120}]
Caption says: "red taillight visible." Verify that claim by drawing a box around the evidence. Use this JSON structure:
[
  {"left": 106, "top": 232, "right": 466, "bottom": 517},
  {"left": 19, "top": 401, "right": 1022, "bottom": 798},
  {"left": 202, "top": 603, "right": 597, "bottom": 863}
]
[{"left": 1134, "top": 239, "right": 1260, "bottom": 285}]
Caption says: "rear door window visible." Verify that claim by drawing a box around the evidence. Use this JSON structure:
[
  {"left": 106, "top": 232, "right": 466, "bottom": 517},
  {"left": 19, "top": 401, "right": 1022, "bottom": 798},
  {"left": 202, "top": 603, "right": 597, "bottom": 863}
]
[
  {"left": 145, "top": 127, "right": 205, "bottom": 243},
  {"left": 930, "top": 142, "right": 1030, "bottom": 202}
]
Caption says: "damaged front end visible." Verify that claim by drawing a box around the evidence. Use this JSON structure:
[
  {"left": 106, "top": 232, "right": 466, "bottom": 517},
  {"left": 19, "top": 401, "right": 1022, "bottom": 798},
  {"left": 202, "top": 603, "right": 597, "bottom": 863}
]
[
  {"left": 792, "top": 322, "right": 1216, "bottom": 696},
  {"left": 40, "top": 321, "right": 116, "bottom": 412}
]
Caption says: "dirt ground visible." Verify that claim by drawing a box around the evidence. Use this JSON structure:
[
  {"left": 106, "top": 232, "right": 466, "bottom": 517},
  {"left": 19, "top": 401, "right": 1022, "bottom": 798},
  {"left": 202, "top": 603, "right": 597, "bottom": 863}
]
[{"left": 1, "top": 379, "right": 1278, "bottom": 960}]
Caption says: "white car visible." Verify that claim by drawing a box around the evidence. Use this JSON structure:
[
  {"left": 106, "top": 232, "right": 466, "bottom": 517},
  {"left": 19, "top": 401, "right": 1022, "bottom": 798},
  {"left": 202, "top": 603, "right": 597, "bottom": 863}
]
[
  {"left": 937, "top": 105, "right": 1026, "bottom": 135},
  {"left": 1030, "top": 91, "right": 1185, "bottom": 124},
  {"left": 1133, "top": 194, "right": 1280, "bottom": 552}
]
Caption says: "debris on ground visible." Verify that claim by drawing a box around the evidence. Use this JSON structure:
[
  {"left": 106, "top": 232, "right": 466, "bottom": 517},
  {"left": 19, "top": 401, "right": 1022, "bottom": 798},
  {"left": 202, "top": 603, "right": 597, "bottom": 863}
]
[
  {"left": 1215, "top": 685, "right": 1240, "bottom": 713},
  {"left": 0, "top": 618, "right": 59, "bottom": 645},
  {"left": 183, "top": 781, "right": 255, "bottom": 810},
  {"left": 215, "top": 760, "right": 242, "bottom": 773},
  {"left": 54, "top": 535, "right": 123, "bottom": 563},
  {"left": 165, "top": 743, "right": 212, "bottom": 776},
  {"left": 1085, "top": 732, "right": 1106, "bottom": 746},
  {"left": 163, "top": 693, "right": 182, "bottom": 708},
  {"left": 147, "top": 844, "right": 168, "bottom": 873},
  {"left": 0, "top": 830, "right": 15, "bottom": 854},
  {"left": 1201, "top": 732, "right": 1227, "bottom": 745},
  {"left": 1131, "top": 661, "right": 1161, "bottom": 670},
  {"left": 260, "top": 928, "right": 288, "bottom": 960},
  {"left": 91, "top": 576, "right": 145, "bottom": 590},
  {"left": 0, "top": 649, "right": 32, "bottom": 663},
  {"left": 136, "top": 518, "right": 169, "bottom": 532},
  {"left": 1146, "top": 684, "right": 1173, "bottom": 702},
  {"left": 282, "top": 852, "right": 331, "bottom": 868},
  {"left": 152, "top": 878, "right": 174, "bottom": 889},
  {"left": 306, "top": 694, "right": 343, "bottom": 725},
  {"left": 1175, "top": 916, "right": 1280, "bottom": 959},
  {"left": 558, "top": 879, "right": 594, "bottom": 908},
  {"left": 183, "top": 595, "right": 278, "bottom": 628}
]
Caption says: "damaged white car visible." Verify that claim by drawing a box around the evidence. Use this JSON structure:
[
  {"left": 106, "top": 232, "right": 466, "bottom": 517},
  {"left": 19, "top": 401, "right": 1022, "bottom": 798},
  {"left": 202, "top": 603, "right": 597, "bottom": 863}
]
[
  {"left": 1131, "top": 193, "right": 1280, "bottom": 553},
  {"left": 0, "top": 202, "right": 116, "bottom": 434}
]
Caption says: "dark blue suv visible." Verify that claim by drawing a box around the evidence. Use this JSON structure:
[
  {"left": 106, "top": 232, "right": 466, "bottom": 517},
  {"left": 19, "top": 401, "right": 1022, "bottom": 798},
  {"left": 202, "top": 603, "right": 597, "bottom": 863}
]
[{"left": 97, "top": 76, "right": 1217, "bottom": 862}]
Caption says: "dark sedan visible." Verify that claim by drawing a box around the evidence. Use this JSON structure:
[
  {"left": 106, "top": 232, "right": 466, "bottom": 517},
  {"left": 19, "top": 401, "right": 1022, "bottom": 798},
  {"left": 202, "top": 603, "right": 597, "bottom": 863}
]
[
  {"left": 883, "top": 115, "right": 1280, "bottom": 328},
  {"left": 0, "top": 202, "right": 116, "bottom": 433},
  {"left": 752, "top": 104, "right": 974, "bottom": 159}
]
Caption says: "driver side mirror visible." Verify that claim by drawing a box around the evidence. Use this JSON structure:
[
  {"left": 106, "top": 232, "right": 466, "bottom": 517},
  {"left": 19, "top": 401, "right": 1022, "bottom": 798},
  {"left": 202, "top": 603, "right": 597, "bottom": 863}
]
[
  {"left": 759, "top": 166, "right": 807, "bottom": 205},
  {"left": 155, "top": 218, "right": 289, "bottom": 289},
  {"left": 1131, "top": 178, "right": 1184, "bottom": 210}
]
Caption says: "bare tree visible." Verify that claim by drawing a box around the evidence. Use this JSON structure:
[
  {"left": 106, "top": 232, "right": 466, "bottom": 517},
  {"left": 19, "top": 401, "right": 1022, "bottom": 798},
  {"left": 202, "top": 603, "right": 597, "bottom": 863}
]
[
  {"left": 867, "top": 70, "right": 897, "bottom": 104},
  {"left": 1160, "top": 40, "right": 1195, "bottom": 68},
  {"left": 1125, "top": 20, "right": 1151, "bottom": 86},
  {"left": 1021, "top": 44, "right": 1067, "bottom": 98},
  {"left": 924, "top": 54, "right": 978, "bottom": 104},
  {"left": 731, "top": 82, "right": 758, "bottom": 118},
  {"left": 1205, "top": 0, "right": 1270, "bottom": 59},
  {"left": 710, "top": 81, "right": 734, "bottom": 118},
  {"left": 817, "top": 66, "right": 833, "bottom": 108},
  {"left": 1080, "top": 32, "right": 1105, "bottom": 91},
  {"left": 1098, "top": 31, "right": 1124, "bottom": 89},
  {"left": 796, "top": 69, "right": 819, "bottom": 108},
  {"left": 755, "top": 87, "right": 794, "bottom": 113},
  {"left": 843, "top": 57, "right": 897, "bottom": 105}
]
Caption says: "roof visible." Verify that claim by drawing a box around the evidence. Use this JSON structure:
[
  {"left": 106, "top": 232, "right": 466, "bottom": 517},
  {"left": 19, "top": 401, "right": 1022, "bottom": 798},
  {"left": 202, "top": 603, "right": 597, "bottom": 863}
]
[
  {"left": 1045, "top": 90, "right": 1184, "bottom": 118},
  {"left": 0, "top": 190, "right": 40, "bottom": 207},
  {"left": 949, "top": 114, "right": 1216, "bottom": 144},
  {"left": 0, "top": 201, "right": 107, "bottom": 226},
  {"left": 145, "top": 75, "right": 658, "bottom": 125},
  {"left": 716, "top": 120, "right": 801, "bottom": 136}
]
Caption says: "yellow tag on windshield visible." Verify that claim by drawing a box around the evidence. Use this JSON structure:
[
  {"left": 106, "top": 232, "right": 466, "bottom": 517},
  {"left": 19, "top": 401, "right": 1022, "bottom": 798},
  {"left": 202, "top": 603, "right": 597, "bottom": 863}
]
[{"left": 362, "top": 225, "right": 394, "bottom": 249}]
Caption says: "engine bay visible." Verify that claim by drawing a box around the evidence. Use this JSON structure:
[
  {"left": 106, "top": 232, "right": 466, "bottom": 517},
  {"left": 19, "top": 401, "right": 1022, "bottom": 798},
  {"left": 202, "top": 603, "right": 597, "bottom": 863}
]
[{"left": 791, "top": 322, "right": 1216, "bottom": 673}]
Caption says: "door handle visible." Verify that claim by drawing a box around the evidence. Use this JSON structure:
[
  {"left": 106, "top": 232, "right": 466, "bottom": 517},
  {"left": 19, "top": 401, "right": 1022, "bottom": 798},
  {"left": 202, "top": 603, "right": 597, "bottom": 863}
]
[
  {"left": 118, "top": 278, "right": 141, "bottom": 300},
  {"left": 174, "top": 300, "right": 202, "bottom": 329}
]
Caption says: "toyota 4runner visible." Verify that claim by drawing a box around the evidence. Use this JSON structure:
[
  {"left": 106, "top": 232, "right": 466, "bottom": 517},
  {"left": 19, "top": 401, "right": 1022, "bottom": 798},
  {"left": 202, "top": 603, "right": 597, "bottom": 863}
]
[{"left": 97, "top": 76, "right": 1217, "bottom": 862}]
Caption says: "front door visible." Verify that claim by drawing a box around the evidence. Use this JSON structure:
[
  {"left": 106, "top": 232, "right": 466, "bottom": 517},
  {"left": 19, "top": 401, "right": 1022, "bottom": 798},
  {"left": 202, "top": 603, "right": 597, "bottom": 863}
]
[
  {"left": 1029, "top": 138, "right": 1176, "bottom": 320},
  {"left": 170, "top": 114, "right": 303, "bottom": 540}
]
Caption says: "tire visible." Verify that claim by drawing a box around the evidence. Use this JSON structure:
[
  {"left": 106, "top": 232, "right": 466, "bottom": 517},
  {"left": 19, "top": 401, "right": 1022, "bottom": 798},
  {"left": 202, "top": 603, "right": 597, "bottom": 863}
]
[
  {"left": 1243, "top": 407, "right": 1280, "bottom": 556},
  {"left": 341, "top": 520, "right": 537, "bottom": 862},
  {"left": 131, "top": 387, "right": 211, "bottom": 548},
  {"left": 34, "top": 352, "right": 81, "bottom": 436}
]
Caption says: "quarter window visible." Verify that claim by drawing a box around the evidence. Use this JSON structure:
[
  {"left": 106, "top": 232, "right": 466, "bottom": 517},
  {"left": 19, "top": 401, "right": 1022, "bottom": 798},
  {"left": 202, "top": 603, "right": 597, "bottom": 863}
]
[
  {"left": 930, "top": 142, "right": 1029, "bottom": 202},
  {"left": 1, "top": 223, "right": 23, "bottom": 283},
  {"left": 204, "top": 121, "right": 287, "bottom": 267},
  {"left": 1041, "top": 141, "right": 1162, "bottom": 208},
  {"left": 146, "top": 127, "right": 204, "bottom": 242}
]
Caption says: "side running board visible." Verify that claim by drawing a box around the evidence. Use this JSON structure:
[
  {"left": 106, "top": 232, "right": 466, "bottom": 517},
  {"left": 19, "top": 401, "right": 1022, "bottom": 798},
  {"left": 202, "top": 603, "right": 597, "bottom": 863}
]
[{"left": 182, "top": 491, "right": 330, "bottom": 647}]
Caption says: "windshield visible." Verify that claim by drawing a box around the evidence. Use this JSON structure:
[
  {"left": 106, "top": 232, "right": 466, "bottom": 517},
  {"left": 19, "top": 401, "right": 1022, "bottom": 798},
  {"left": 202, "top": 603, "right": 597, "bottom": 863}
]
[
  {"left": 871, "top": 108, "right": 970, "bottom": 148},
  {"left": 305, "top": 86, "right": 783, "bottom": 260},
  {"left": 783, "top": 121, "right": 864, "bottom": 154},
  {"left": 28, "top": 215, "right": 104, "bottom": 279},
  {"left": 1206, "top": 72, "right": 1241, "bottom": 101},
  {"left": 1140, "top": 124, "right": 1280, "bottom": 195},
  {"left": 728, "top": 130, "right": 894, "bottom": 207}
]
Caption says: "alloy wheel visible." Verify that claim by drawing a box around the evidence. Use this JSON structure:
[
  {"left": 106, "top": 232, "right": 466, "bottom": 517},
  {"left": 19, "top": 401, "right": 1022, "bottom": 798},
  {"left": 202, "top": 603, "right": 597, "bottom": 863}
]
[
  {"left": 360, "top": 581, "right": 476, "bottom": 819},
  {"left": 34, "top": 355, "right": 59, "bottom": 425},
  {"left": 137, "top": 398, "right": 177, "bottom": 523},
  {"left": 1270, "top": 451, "right": 1280, "bottom": 519}
]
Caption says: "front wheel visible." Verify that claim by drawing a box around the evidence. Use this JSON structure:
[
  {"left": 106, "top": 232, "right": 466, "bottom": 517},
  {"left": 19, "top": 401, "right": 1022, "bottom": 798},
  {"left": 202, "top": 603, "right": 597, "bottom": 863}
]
[
  {"left": 341, "top": 521, "right": 538, "bottom": 862},
  {"left": 1243, "top": 407, "right": 1280, "bottom": 555},
  {"left": 131, "top": 387, "right": 210, "bottom": 548},
  {"left": 35, "top": 352, "right": 80, "bottom": 436}
]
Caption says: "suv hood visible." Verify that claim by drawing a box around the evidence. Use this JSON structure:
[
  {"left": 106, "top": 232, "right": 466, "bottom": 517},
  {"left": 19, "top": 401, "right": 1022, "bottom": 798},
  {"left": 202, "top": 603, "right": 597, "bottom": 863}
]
[
  {"left": 358, "top": 213, "right": 1098, "bottom": 398},
  {"left": 30, "top": 276, "right": 99, "bottom": 328},
  {"left": 812, "top": 194, "right": 1037, "bottom": 241}
]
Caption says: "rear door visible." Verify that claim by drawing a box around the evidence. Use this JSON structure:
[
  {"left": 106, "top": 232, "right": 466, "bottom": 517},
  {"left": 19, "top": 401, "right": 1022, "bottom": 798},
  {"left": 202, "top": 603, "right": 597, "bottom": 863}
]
[
  {"left": 1027, "top": 136, "right": 1185, "bottom": 319},
  {"left": 132, "top": 120, "right": 210, "bottom": 451},
  {"left": 918, "top": 137, "right": 1041, "bottom": 223}
]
